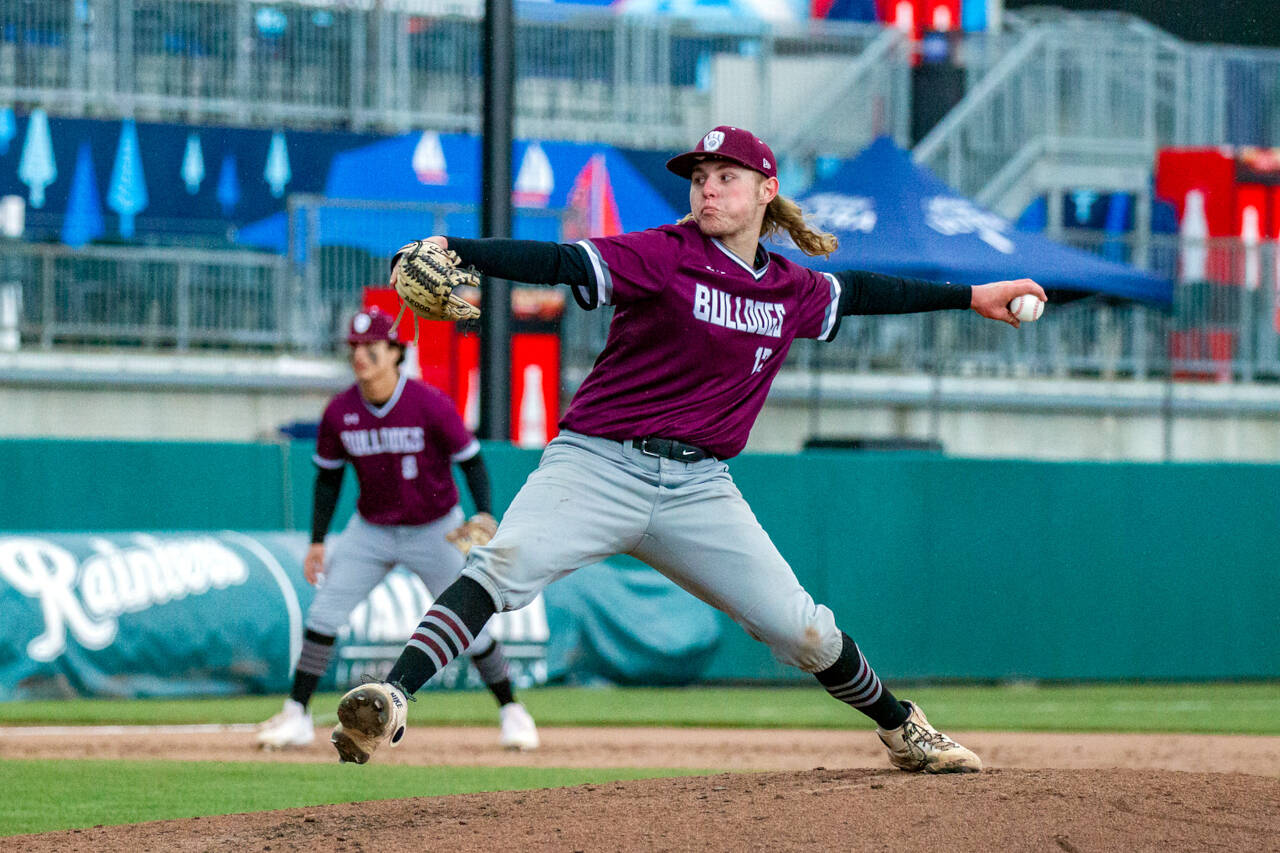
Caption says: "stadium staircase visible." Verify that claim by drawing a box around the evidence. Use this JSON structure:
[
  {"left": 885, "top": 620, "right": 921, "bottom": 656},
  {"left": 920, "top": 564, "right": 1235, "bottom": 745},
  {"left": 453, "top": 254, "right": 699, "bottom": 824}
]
[
  {"left": 766, "top": 24, "right": 912, "bottom": 163},
  {"left": 912, "top": 9, "right": 1272, "bottom": 226}
]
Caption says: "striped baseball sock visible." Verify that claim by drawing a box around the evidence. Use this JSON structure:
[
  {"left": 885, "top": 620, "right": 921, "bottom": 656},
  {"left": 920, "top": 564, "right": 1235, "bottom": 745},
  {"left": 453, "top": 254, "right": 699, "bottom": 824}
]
[
  {"left": 815, "top": 632, "right": 910, "bottom": 730},
  {"left": 386, "top": 576, "right": 496, "bottom": 695},
  {"left": 289, "top": 629, "right": 336, "bottom": 708}
]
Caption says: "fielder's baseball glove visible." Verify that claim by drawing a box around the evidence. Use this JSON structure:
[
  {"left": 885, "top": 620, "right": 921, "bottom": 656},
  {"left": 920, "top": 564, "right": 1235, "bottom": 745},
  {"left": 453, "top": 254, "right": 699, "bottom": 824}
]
[
  {"left": 446, "top": 512, "right": 498, "bottom": 556},
  {"left": 392, "top": 240, "right": 481, "bottom": 325}
]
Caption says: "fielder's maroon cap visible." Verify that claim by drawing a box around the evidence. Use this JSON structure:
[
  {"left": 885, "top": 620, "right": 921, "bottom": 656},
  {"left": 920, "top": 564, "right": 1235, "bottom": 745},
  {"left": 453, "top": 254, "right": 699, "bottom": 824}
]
[
  {"left": 346, "top": 308, "right": 399, "bottom": 344},
  {"left": 666, "top": 126, "right": 778, "bottom": 180}
]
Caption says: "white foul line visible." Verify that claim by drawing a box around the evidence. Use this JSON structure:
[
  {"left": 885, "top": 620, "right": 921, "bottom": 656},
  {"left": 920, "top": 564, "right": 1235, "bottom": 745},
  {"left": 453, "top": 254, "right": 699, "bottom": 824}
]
[{"left": 0, "top": 723, "right": 258, "bottom": 736}]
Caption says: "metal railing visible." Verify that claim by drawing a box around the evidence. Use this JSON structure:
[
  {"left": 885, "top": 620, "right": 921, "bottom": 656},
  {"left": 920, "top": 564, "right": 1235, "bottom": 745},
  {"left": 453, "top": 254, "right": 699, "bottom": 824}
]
[
  {"left": 564, "top": 233, "right": 1280, "bottom": 384},
  {"left": 769, "top": 24, "right": 911, "bottom": 161},
  {"left": 917, "top": 19, "right": 1166, "bottom": 205},
  {"left": 916, "top": 12, "right": 1280, "bottom": 210},
  {"left": 279, "top": 195, "right": 572, "bottom": 350},
  {"left": 6, "top": 233, "right": 1279, "bottom": 388},
  {"left": 0, "top": 0, "right": 902, "bottom": 149},
  {"left": 1, "top": 242, "right": 292, "bottom": 349}
]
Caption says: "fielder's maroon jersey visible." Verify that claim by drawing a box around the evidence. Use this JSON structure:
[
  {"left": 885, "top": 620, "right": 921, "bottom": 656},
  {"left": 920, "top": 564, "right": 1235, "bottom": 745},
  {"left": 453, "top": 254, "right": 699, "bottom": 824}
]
[
  {"left": 314, "top": 374, "right": 479, "bottom": 525},
  {"left": 563, "top": 220, "right": 841, "bottom": 459}
]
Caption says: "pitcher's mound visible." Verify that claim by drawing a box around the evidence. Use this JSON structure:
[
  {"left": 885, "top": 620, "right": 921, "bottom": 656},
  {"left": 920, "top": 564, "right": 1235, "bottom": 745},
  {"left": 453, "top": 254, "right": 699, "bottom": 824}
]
[{"left": 17, "top": 767, "right": 1279, "bottom": 852}]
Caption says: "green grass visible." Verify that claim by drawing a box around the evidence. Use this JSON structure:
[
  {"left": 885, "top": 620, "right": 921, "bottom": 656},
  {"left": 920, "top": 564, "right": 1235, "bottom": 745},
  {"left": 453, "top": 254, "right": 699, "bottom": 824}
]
[
  {"left": 2, "top": 683, "right": 1276, "bottom": 837},
  {"left": 2, "top": 683, "right": 1277, "bottom": 734},
  {"left": 0, "top": 759, "right": 706, "bottom": 837}
]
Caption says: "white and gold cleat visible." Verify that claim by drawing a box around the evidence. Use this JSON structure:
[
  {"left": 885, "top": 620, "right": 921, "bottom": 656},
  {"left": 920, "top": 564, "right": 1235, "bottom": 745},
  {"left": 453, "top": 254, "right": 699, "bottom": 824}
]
[
  {"left": 876, "top": 700, "right": 982, "bottom": 774},
  {"left": 330, "top": 682, "right": 409, "bottom": 764}
]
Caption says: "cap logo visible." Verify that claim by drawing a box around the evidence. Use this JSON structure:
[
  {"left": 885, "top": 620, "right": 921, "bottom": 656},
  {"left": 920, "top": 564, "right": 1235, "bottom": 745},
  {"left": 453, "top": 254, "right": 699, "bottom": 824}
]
[
  {"left": 762, "top": 158, "right": 771, "bottom": 169},
  {"left": 702, "top": 131, "right": 725, "bottom": 152},
  {"left": 353, "top": 313, "right": 372, "bottom": 334}
]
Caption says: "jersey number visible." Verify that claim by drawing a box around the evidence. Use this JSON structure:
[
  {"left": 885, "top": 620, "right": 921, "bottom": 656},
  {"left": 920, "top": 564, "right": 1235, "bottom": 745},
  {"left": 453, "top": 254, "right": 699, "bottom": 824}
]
[
  {"left": 752, "top": 347, "right": 774, "bottom": 374},
  {"left": 401, "top": 456, "right": 418, "bottom": 480}
]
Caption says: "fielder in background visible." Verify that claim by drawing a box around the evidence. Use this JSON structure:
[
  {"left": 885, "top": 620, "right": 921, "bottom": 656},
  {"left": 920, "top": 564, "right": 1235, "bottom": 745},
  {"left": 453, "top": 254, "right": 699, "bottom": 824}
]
[
  {"left": 331, "top": 126, "right": 1047, "bottom": 773},
  {"left": 257, "top": 308, "right": 539, "bottom": 751}
]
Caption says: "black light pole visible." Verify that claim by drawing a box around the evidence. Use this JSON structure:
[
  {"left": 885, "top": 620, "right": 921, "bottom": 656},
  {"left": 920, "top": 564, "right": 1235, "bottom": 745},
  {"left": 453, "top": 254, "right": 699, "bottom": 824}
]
[{"left": 480, "top": 0, "right": 515, "bottom": 440}]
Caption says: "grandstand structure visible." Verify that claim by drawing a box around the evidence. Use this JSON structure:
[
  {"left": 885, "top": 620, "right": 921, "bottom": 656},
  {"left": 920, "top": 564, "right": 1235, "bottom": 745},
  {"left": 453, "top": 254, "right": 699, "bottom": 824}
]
[
  {"left": 2, "top": 0, "right": 1280, "bottom": 460},
  {"left": 0, "top": 0, "right": 905, "bottom": 147}
]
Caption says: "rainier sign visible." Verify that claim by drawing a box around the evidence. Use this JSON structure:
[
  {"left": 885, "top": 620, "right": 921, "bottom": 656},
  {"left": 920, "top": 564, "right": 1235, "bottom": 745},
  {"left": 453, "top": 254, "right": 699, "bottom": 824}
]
[{"left": 0, "top": 535, "right": 249, "bottom": 662}]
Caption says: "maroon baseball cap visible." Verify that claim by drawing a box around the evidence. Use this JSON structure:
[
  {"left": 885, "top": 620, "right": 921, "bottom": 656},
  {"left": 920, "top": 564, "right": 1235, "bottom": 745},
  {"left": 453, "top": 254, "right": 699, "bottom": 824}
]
[
  {"left": 346, "top": 308, "right": 400, "bottom": 344},
  {"left": 666, "top": 126, "right": 778, "bottom": 180}
]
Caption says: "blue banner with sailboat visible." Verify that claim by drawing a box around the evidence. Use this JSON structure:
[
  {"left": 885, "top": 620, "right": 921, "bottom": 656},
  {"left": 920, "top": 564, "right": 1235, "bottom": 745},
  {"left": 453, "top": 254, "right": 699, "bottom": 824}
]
[{"left": 0, "top": 110, "right": 681, "bottom": 248}]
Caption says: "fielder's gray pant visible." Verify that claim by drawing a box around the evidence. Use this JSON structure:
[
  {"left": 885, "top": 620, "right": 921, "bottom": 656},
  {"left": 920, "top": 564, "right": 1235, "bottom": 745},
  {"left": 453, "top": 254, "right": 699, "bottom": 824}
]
[
  {"left": 462, "top": 431, "right": 841, "bottom": 672},
  {"left": 307, "top": 508, "right": 496, "bottom": 654}
]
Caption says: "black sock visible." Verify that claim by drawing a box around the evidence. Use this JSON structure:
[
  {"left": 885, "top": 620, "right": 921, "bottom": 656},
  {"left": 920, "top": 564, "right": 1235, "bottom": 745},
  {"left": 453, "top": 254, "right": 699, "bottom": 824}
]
[
  {"left": 486, "top": 678, "right": 515, "bottom": 707},
  {"left": 290, "top": 629, "right": 336, "bottom": 707},
  {"left": 387, "top": 576, "right": 496, "bottom": 695},
  {"left": 290, "top": 672, "right": 320, "bottom": 707},
  {"left": 814, "top": 632, "right": 910, "bottom": 730},
  {"left": 471, "top": 640, "right": 515, "bottom": 705}
]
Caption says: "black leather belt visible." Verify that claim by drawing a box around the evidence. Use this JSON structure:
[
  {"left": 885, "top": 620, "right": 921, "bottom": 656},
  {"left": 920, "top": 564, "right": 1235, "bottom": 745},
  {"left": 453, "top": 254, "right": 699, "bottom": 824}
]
[{"left": 632, "top": 436, "right": 714, "bottom": 463}]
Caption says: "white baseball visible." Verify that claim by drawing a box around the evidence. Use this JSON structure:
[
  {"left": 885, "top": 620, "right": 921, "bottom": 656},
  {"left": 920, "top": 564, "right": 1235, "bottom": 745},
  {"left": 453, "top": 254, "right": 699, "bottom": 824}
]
[{"left": 1009, "top": 294, "right": 1045, "bottom": 323}]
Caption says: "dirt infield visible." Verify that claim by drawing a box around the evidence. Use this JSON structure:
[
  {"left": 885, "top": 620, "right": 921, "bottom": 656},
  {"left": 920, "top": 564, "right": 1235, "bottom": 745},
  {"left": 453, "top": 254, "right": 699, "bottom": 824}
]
[{"left": 6, "top": 727, "right": 1280, "bottom": 851}]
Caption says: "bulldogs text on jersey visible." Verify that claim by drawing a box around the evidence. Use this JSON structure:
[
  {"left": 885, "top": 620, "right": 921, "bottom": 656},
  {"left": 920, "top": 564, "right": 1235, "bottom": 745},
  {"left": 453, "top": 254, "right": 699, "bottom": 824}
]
[
  {"left": 691, "top": 283, "right": 785, "bottom": 338},
  {"left": 339, "top": 426, "right": 426, "bottom": 457}
]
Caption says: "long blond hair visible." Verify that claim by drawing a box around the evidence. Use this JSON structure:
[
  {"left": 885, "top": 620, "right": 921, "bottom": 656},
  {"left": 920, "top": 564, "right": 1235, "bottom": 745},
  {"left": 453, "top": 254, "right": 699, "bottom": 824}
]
[
  {"left": 762, "top": 194, "right": 838, "bottom": 257},
  {"left": 677, "top": 177, "right": 839, "bottom": 258}
]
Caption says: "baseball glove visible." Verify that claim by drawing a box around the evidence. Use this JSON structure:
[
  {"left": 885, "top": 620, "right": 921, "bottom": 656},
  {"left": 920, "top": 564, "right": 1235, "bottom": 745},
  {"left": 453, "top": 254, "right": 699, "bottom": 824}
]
[
  {"left": 392, "top": 240, "right": 481, "bottom": 324},
  {"left": 446, "top": 512, "right": 498, "bottom": 556}
]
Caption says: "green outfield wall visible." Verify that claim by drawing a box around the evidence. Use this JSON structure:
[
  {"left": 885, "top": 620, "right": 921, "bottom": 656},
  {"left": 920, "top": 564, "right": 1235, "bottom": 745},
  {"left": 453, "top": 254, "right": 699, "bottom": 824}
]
[
  {"left": 0, "top": 439, "right": 291, "bottom": 531},
  {"left": 2, "top": 439, "right": 1277, "bottom": 683}
]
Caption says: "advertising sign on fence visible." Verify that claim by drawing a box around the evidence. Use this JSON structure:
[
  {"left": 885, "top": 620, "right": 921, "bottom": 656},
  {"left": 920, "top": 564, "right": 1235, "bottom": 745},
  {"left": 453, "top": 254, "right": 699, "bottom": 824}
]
[{"left": 0, "top": 531, "right": 549, "bottom": 700}]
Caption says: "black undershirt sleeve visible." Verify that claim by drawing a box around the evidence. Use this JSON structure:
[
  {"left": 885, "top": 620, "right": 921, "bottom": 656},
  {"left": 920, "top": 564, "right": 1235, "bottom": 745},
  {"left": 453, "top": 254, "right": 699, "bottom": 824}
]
[
  {"left": 836, "top": 269, "right": 972, "bottom": 316},
  {"left": 310, "top": 465, "right": 344, "bottom": 545},
  {"left": 446, "top": 237, "right": 591, "bottom": 286},
  {"left": 456, "top": 453, "right": 492, "bottom": 516},
  {"left": 445, "top": 237, "right": 597, "bottom": 310},
  {"left": 389, "top": 237, "right": 596, "bottom": 311}
]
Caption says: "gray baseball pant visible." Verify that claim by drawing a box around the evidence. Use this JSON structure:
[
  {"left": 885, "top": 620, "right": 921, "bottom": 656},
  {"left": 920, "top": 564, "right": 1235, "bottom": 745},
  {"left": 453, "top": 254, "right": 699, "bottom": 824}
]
[
  {"left": 461, "top": 430, "right": 841, "bottom": 672},
  {"left": 307, "top": 508, "right": 497, "bottom": 655}
]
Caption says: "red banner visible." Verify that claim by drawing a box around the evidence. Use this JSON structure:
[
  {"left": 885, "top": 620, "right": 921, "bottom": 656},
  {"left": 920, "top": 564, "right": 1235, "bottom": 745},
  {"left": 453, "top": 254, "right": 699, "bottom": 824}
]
[{"left": 362, "top": 288, "right": 561, "bottom": 446}]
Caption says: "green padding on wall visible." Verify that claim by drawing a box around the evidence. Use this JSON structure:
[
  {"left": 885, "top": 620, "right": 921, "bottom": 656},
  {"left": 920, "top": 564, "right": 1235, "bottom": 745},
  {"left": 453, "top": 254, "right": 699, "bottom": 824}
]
[
  {"left": 3, "top": 439, "right": 1278, "bottom": 681},
  {"left": 286, "top": 442, "right": 359, "bottom": 536},
  {"left": 716, "top": 452, "right": 1280, "bottom": 682},
  {"left": 0, "top": 439, "right": 288, "bottom": 532}
]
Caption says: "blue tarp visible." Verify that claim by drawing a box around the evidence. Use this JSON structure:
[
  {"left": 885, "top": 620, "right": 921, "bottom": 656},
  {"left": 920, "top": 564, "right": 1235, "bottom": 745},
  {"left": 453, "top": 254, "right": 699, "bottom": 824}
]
[
  {"left": 544, "top": 556, "right": 722, "bottom": 686},
  {"left": 776, "top": 137, "right": 1173, "bottom": 306},
  {"left": 0, "top": 530, "right": 716, "bottom": 698},
  {"left": 236, "top": 133, "right": 679, "bottom": 259}
]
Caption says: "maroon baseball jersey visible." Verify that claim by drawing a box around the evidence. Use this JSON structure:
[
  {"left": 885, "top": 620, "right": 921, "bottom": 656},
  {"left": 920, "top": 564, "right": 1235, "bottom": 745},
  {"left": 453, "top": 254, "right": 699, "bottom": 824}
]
[
  {"left": 314, "top": 375, "right": 479, "bottom": 525},
  {"left": 563, "top": 220, "right": 841, "bottom": 459}
]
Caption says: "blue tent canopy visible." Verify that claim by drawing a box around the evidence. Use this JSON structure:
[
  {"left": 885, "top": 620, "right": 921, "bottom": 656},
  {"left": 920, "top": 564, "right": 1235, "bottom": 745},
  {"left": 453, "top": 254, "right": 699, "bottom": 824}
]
[
  {"left": 235, "top": 206, "right": 563, "bottom": 265},
  {"left": 775, "top": 137, "right": 1172, "bottom": 306},
  {"left": 235, "top": 133, "right": 678, "bottom": 261}
]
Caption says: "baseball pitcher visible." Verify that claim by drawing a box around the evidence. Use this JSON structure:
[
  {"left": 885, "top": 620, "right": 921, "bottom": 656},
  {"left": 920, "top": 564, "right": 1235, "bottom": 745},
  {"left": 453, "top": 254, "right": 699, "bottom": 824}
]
[{"left": 328, "top": 126, "right": 1047, "bottom": 773}]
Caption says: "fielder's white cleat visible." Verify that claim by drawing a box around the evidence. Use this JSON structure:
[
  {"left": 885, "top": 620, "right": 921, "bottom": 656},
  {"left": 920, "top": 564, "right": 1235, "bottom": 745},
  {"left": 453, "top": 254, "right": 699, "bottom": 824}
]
[
  {"left": 498, "top": 702, "right": 540, "bottom": 751},
  {"left": 876, "top": 700, "right": 982, "bottom": 774},
  {"left": 256, "top": 699, "right": 315, "bottom": 750},
  {"left": 331, "top": 681, "right": 408, "bottom": 764}
]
